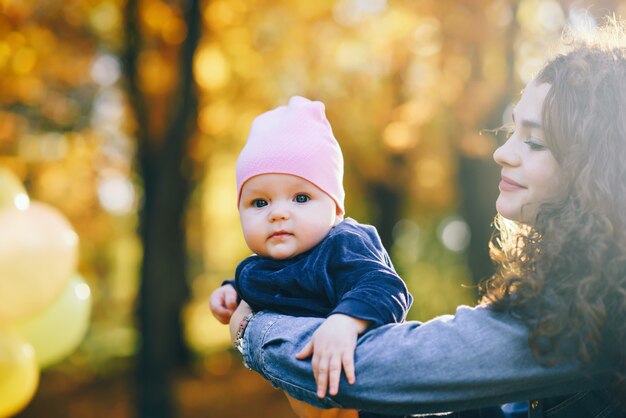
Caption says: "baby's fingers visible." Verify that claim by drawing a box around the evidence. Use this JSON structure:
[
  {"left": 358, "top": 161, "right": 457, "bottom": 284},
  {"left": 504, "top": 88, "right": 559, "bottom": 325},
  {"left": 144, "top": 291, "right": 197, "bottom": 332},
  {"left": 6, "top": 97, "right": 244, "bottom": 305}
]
[
  {"left": 327, "top": 354, "right": 343, "bottom": 396},
  {"left": 213, "top": 310, "right": 232, "bottom": 324},
  {"left": 224, "top": 290, "right": 238, "bottom": 309},
  {"left": 342, "top": 351, "right": 356, "bottom": 385},
  {"left": 210, "top": 303, "right": 232, "bottom": 324},
  {"left": 313, "top": 354, "right": 329, "bottom": 398},
  {"left": 295, "top": 340, "right": 313, "bottom": 359}
]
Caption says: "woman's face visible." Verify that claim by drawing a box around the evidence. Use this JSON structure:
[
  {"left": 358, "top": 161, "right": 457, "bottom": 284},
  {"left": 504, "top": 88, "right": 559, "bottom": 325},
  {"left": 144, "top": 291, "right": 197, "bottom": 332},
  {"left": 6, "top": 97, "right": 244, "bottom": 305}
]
[{"left": 493, "top": 80, "right": 560, "bottom": 224}]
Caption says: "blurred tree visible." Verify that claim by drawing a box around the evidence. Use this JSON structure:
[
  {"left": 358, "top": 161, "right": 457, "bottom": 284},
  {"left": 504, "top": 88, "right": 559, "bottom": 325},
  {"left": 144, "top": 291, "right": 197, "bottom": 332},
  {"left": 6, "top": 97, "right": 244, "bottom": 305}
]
[
  {"left": 453, "top": 1, "right": 520, "bottom": 287},
  {"left": 122, "top": 0, "right": 201, "bottom": 417}
]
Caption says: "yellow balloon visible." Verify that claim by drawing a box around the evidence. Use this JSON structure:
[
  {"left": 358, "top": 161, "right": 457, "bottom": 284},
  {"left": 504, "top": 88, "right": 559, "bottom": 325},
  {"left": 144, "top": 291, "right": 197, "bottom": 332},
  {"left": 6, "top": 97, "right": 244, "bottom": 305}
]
[
  {"left": 0, "top": 331, "right": 39, "bottom": 418},
  {"left": 0, "top": 167, "right": 28, "bottom": 211},
  {"left": 12, "top": 274, "right": 92, "bottom": 368},
  {"left": 0, "top": 202, "right": 79, "bottom": 323}
]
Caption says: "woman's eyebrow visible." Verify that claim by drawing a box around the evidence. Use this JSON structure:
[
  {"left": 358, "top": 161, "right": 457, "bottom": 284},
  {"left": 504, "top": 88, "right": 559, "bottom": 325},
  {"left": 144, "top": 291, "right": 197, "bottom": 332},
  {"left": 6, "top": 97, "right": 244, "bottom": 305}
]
[
  {"left": 512, "top": 113, "right": 543, "bottom": 129},
  {"left": 522, "top": 119, "right": 542, "bottom": 129}
]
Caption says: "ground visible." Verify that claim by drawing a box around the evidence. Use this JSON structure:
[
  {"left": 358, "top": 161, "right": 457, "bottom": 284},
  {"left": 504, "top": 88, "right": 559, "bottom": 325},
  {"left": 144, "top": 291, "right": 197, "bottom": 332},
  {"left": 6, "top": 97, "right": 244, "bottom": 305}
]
[{"left": 16, "top": 352, "right": 295, "bottom": 418}]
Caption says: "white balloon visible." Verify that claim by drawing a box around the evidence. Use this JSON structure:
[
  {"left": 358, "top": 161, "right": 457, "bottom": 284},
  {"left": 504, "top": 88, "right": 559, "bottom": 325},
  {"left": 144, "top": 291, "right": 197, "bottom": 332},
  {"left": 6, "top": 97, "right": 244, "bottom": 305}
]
[{"left": 0, "top": 202, "right": 79, "bottom": 323}]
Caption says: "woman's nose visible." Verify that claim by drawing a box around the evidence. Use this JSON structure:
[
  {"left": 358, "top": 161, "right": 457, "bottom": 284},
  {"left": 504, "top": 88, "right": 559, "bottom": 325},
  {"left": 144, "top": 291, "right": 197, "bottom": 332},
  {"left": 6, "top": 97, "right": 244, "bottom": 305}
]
[{"left": 493, "top": 136, "right": 520, "bottom": 167}]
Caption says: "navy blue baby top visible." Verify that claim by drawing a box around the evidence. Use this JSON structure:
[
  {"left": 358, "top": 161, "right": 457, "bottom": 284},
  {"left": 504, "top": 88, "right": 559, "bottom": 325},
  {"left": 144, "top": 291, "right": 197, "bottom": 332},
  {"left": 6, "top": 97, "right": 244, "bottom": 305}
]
[{"left": 233, "top": 218, "right": 413, "bottom": 327}]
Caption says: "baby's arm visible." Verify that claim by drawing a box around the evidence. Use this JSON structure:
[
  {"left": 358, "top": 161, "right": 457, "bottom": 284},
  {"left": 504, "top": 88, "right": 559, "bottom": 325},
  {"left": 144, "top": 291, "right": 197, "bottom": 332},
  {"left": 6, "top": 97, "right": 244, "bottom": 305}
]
[
  {"left": 209, "top": 283, "right": 239, "bottom": 324},
  {"left": 295, "top": 314, "right": 370, "bottom": 398}
]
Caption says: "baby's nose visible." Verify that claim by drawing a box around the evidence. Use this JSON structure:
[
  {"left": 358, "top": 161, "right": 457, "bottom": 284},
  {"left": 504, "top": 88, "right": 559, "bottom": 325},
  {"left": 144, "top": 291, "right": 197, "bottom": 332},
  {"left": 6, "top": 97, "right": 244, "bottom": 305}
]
[{"left": 269, "top": 202, "right": 289, "bottom": 221}]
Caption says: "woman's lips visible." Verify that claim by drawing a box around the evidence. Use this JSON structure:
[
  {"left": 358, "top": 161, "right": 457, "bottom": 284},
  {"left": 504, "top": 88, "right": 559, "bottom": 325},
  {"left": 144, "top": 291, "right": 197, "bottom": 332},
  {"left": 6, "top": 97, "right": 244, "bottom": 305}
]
[{"left": 499, "top": 176, "right": 526, "bottom": 192}]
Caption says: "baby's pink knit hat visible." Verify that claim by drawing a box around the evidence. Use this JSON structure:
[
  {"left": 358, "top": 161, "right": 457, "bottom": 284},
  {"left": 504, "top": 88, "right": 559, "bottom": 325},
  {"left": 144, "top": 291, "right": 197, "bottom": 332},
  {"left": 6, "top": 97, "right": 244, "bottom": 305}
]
[{"left": 236, "top": 96, "right": 345, "bottom": 214}]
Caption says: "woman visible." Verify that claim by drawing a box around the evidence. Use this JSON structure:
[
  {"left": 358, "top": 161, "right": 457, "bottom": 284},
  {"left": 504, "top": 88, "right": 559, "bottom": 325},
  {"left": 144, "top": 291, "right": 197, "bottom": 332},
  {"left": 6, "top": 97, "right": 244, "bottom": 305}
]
[{"left": 229, "top": 19, "right": 626, "bottom": 418}]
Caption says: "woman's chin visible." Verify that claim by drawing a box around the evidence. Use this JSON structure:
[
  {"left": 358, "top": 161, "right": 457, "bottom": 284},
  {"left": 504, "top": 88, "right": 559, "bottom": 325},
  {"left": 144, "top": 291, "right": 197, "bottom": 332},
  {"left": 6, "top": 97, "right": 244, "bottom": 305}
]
[{"left": 496, "top": 200, "right": 519, "bottom": 222}]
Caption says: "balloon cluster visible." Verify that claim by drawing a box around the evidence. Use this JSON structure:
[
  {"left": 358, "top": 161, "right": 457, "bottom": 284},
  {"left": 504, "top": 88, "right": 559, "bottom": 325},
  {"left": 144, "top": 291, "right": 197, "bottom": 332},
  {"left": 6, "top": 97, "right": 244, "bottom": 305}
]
[{"left": 0, "top": 167, "right": 92, "bottom": 418}]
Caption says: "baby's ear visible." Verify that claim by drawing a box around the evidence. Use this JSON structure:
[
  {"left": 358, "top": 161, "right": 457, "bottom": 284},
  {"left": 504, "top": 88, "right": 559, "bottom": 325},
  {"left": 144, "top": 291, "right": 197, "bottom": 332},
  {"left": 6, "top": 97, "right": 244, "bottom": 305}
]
[{"left": 334, "top": 208, "right": 344, "bottom": 225}]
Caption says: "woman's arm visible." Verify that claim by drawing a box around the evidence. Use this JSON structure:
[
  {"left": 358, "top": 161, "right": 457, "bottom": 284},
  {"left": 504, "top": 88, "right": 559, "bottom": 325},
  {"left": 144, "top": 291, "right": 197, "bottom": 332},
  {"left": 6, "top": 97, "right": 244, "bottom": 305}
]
[{"left": 236, "top": 305, "right": 613, "bottom": 415}]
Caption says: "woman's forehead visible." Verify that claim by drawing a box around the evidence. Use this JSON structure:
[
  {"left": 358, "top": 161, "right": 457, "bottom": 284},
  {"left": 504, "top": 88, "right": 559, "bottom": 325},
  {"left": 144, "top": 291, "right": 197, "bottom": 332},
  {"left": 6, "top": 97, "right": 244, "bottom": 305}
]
[{"left": 513, "top": 80, "right": 551, "bottom": 124}]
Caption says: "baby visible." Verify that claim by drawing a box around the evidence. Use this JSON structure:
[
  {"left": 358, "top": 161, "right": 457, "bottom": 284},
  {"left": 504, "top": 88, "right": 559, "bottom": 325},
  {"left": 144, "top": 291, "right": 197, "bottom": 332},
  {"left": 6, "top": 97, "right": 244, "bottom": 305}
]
[{"left": 210, "top": 96, "right": 412, "bottom": 416}]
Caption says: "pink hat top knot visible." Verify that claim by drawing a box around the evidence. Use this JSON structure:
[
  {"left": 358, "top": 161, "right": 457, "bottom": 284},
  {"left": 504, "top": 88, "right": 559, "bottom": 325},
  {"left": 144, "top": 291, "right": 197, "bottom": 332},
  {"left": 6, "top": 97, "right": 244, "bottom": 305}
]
[{"left": 236, "top": 96, "right": 345, "bottom": 214}]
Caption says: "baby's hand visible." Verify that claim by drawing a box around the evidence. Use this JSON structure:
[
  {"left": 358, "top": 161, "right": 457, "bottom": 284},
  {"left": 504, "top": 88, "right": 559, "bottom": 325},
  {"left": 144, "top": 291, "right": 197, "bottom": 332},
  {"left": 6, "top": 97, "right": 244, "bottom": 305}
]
[
  {"left": 295, "top": 314, "right": 370, "bottom": 398},
  {"left": 209, "top": 284, "right": 238, "bottom": 324}
]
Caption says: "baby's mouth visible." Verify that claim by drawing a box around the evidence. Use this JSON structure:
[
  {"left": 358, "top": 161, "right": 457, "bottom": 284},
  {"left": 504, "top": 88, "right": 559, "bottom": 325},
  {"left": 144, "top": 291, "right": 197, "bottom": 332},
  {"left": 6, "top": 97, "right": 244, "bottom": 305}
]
[{"left": 269, "top": 231, "right": 292, "bottom": 240}]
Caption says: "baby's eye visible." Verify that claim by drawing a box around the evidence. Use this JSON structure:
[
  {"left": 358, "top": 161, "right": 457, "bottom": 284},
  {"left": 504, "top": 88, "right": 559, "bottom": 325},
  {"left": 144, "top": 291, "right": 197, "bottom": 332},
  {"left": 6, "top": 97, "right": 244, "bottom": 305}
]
[
  {"left": 294, "top": 194, "right": 310, "bottom": 203},
  {"left": 252, "top": 199, "right": 268, "bottom": 208}
]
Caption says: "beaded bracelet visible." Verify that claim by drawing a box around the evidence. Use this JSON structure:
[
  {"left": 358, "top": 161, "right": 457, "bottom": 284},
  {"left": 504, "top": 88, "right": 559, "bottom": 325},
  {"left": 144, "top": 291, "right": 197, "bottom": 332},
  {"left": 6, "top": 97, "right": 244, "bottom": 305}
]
[{"left": 234, "top": 312, "right": 255, "bottom": 355}]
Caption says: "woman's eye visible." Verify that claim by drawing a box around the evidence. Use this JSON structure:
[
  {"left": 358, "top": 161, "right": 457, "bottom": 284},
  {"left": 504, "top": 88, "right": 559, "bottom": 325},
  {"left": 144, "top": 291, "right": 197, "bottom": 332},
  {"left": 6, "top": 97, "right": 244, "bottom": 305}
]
[
  {"left": 252, "top": 199, "right": 268, "bottom": 208},
  {"left": 294, "top": 194, "right": 310, "bottom": 203},
  {"left": 524, "top": 138, "right": 546, "bottom": 151}
]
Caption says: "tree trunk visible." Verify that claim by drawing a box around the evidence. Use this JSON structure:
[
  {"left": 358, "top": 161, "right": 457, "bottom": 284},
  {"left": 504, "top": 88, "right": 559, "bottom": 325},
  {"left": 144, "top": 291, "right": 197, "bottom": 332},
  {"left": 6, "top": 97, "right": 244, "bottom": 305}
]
[{"left": 123, "top": 1, "right": 202, "bottom": 417}]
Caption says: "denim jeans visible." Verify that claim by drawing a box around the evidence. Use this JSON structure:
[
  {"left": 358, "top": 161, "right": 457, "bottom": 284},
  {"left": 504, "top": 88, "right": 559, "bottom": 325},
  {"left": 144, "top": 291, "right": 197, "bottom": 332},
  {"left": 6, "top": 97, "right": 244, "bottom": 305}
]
[
  {"left": 239, "top": 308, "right": 621, "bottom": 417},
  {"left": 241, "top": 312, "right": 343, "bottom": 408}
]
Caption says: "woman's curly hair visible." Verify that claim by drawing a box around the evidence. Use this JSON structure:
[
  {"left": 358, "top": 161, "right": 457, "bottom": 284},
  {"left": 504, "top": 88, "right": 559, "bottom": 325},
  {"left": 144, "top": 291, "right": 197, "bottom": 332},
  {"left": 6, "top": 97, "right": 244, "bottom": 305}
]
[{"left": 481, "top": 18, "right": 626, "bottom": 401}]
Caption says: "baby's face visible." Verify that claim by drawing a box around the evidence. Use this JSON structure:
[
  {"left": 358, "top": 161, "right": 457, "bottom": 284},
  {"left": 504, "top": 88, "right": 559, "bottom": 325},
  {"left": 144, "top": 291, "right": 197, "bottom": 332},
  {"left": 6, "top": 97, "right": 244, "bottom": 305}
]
[{"left": 238, "top": 173, "right": 342, "bottom": 260}]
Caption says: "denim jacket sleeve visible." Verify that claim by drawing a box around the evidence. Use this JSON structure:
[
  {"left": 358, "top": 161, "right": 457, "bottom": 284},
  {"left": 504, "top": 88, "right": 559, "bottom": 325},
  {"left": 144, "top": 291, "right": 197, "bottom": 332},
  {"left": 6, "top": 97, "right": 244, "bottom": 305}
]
[{"left": 240, "top": 306, "right": 614, "bottom": 416}]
